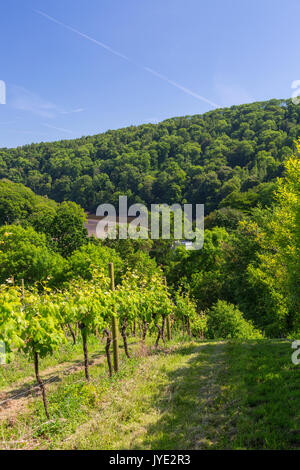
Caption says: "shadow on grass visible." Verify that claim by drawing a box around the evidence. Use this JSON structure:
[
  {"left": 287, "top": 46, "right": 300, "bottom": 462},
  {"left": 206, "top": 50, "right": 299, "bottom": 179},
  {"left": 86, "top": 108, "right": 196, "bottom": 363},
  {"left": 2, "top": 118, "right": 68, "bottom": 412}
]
[
  {"left": 135, "top": 342, "right": 226, "bottom": 450},
  {"left": 0, "top": 375, "right": 62, "bottom": 406},
  {"left": 138, "top": 339, "right": 299, "bottom": 450},
  {"left": 0, "top": 338, "right": 142, "bottom": 412},
  {"left": 0, "top": 356, "right": 88, "bottom": 408},
  {"left": 150, "top": 343, "right": 205, "bottom": 358}
]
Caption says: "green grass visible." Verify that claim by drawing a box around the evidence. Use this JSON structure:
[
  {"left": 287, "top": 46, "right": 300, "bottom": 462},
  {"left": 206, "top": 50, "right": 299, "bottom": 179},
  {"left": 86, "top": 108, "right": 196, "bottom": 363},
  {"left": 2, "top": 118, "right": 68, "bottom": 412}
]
[
  {"left": 0, "top": 336, "right": 299, "bottom": 450},
  {"left": 215, "top": 339, "right": 300, "bottom": 450},
  {"left": 0, "top": 354, "right": 140, "bottom": 449},
  {"left": 60, "top": 340, "right": 224, "bottom": 450},
  {"left": 0, "top": 334, "right": 101, "bottom": 390},
  {"left": 0, "top": 334, "right": 157, "bottom": 449}
]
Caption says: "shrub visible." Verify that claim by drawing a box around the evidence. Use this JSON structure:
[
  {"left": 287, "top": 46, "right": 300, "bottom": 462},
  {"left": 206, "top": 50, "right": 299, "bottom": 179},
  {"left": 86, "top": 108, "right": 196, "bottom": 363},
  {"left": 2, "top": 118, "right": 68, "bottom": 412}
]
[
  {"left": 67, "top": 243, "right": 123, "bottom": 282},
  {"left": 207, "top": 300, "right": 263, "bottom": 339},
  {"left": 0, "top": 225, "right": 67, "bottom": 285}
]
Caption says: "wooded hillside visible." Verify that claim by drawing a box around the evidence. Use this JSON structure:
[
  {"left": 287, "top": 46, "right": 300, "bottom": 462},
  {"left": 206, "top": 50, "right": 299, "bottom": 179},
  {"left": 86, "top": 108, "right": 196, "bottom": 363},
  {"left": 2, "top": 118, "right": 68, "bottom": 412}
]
[{"left": 0, "top": 98, "right": 297, "bottom": 213}]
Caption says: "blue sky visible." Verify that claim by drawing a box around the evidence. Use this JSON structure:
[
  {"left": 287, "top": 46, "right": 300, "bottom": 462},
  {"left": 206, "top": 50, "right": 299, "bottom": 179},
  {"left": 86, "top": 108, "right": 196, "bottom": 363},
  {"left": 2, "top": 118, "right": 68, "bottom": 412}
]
[{"left": 0, "top": 0, "right": 300, "bottom": 148}]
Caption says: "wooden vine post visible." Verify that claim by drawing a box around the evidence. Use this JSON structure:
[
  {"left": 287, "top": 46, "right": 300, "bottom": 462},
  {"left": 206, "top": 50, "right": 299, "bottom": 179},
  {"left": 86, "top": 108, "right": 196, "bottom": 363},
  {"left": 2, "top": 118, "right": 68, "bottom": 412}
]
[
  {"left": 103, "top": 328, "right": 113, "bottom": 377},
  {"left": 21, "top": 278, "right": 50, "bottom": 418},
  {"left": 166, "top": 316, "right": 171, "bottom": 341},
  {"left": 21, "top": 278, "right": 25, "bottom": 303},
  {"left": 164, "top": 278, "right": 171, "bottom": 341},
  {"left": 187, "top": 317, "right": 191, "bottom": 337},
  {"left": 109, "top": 262, "right": 119, "bottom": 373}
]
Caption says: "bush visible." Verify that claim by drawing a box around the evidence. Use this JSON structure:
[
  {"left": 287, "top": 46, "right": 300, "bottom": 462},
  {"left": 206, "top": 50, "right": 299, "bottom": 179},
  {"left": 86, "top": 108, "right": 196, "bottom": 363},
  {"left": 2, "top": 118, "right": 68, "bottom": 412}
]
[
  {"left": 0, "top": 224, "right": 67, "bottom": 285},
  {"left": 207, "top": 300, "right": 263, "bottom": 339},
  {"left": 68, "top": 242, "right": 123, "bottom": 282}
]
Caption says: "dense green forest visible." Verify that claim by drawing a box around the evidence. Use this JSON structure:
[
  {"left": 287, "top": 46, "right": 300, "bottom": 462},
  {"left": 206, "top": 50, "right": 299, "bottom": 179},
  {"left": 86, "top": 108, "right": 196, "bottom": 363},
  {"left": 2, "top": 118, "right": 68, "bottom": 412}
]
[
  {"left": 0, "top": 98, "right": 298, "bottom": 213},
  {"left": 0, "top": 98, "right": 299, "bottom": 340}
]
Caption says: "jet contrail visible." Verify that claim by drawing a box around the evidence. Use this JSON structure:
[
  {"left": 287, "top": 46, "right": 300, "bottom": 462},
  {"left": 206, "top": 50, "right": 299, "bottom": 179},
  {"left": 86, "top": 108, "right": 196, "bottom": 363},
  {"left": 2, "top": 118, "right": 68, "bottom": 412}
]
[
  {"left": 143, "top": 67, "right": 219, "bottom": 107},
  {"left": 34, "top": 9, "right": 219, "bottom": 109},
  {"left": 43, "top": 123, "right": 74, "bottom": 134}
]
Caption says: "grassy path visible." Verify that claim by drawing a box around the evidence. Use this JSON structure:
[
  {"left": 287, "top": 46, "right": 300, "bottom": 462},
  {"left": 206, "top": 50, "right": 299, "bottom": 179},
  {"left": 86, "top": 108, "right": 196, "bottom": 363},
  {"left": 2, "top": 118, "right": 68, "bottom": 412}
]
[
  {"left": 1, "top": 338, "right": 298, "bottom": 450},
  {"left": 60, "top": 338, "right": 299, "bottom": 450},
  {"left": 61, "top": 341, "right": 228, "bottom": 450}
]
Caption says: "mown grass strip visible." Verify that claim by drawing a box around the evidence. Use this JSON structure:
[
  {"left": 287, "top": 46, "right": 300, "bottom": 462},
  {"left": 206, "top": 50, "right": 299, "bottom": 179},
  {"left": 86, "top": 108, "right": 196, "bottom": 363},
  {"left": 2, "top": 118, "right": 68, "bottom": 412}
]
[{"left": 1, "top": 338, "right": 298, "bottom": 450}]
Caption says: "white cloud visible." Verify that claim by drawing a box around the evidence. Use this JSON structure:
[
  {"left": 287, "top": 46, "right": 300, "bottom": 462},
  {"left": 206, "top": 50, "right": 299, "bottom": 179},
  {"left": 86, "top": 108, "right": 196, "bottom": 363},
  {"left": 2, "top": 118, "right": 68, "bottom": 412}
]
[
  {"left": 10, "top": 85, "right": 84, "bottom": 118},
  {"left": 214, "top": 80, "right": 253, "bottom": 107},
  {"left": 10, "top": 85, "right": 60, "bottom": 118},
  {"left": 60, "top": 108, "right": 84, "bottom": 115}
]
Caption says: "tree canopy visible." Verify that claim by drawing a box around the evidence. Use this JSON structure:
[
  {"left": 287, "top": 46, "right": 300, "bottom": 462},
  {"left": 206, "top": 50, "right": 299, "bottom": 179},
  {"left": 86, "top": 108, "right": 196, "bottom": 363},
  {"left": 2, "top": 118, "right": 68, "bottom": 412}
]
[{"left": 0, "top": 98, "right": 297, "bottom": 214}]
